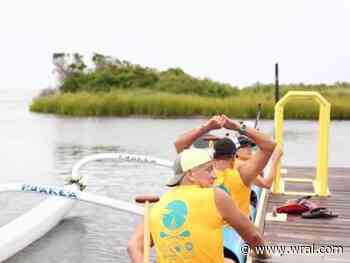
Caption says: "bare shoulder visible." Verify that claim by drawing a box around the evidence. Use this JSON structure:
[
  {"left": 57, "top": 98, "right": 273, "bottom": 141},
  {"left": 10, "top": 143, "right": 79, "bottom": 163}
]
[
  {"left": 214, "top": 187, "right": 228, "bottom": 201},
  {"left": 213, "top": 187, "right": 233, "bottom": 208}
]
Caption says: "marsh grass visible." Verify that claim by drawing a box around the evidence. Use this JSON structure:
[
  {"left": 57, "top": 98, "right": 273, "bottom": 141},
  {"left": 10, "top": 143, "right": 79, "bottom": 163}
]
[{"left": 30, "top": 88, "right": 350, "bottom": 119}]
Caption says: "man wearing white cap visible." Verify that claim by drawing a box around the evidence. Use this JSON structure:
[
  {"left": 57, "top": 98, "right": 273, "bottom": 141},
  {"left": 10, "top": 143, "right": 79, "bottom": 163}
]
[{"left": 128, "top": 148, "right": 268, "bottom": 263}]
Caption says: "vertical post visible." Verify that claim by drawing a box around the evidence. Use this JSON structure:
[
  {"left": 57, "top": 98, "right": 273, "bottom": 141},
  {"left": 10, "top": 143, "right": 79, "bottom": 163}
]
[
  {"left": 315, "top": 101, "right": 331, "bottom": 196},
  {"left": 272, "top": 102, "right": 283, "bottom": 194},
  {"left": 273, "top": 63, "right": 281, "bottom": 193},
  {"left": 275, "top": 63, "right": 280, "bottom": 104}
]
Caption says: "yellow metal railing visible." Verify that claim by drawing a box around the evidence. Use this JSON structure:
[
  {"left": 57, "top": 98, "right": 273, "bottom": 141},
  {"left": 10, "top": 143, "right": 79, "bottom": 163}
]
[{"left": 272, "top": 91, "right": 331, "bottom": 197}]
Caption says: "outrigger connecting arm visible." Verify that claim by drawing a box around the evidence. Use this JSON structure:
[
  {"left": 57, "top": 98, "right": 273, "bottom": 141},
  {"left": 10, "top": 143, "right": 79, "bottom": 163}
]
[{"left": 0, "top": 183, "right": 144, "bottom": 215}]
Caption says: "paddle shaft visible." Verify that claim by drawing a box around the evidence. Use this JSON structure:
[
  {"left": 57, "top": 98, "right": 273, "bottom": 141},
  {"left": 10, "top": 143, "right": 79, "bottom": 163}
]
[
  {"left": 254, "top": 103, "right": 262, "bottom": 129},
  {"left": 144, "top": 201, "right": 150, "bottom": 263},
  {"left": 135, "top": 195, "right": 160, "bottom": 263}
]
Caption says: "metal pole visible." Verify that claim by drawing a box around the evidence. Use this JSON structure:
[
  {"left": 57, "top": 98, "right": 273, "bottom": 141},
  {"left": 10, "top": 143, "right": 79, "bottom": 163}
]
[{"left": 275, "top": 63, "right": 280, "bottom": 103}]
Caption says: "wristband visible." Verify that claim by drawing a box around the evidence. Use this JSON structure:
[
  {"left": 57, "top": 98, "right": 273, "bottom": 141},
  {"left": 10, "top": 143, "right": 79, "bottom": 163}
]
[{"left": 238, "top": 122, "right": 247, "bottom": 135}]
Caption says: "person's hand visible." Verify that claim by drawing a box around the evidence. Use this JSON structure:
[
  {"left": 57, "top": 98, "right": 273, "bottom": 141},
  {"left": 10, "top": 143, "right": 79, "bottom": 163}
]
[
  {"left": 202, "top": 115, "right": 225, "bottom": 131},
  {"left": 221, "top": 114, "right": 240, "bottom": 130}
]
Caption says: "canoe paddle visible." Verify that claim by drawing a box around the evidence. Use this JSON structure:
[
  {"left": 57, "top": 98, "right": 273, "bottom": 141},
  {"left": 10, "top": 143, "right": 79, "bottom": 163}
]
[
  {"left": 254, "top": 103, "right": 262, "bottom": 129},
  {"left": 135, "top": 195, "right": 160, "bottom": 263},
  {"left": 193, "top": 133, "right": 221, "bottom": 149}
]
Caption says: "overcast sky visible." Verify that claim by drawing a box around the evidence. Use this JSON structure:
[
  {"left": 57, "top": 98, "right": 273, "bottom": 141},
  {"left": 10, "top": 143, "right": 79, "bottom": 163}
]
[{"left": 1, "top": 0, "right": 349, "bottom": 90}]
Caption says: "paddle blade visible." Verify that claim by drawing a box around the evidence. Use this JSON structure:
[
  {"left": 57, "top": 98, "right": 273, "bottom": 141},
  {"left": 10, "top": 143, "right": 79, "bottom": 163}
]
[{"left": 193, "top": 133, "right": 220, "bottom": 149}]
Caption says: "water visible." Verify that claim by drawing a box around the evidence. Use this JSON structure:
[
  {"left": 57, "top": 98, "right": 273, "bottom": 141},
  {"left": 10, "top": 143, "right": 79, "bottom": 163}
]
[{"left": 0, "top": 89, "right": 349, "bottom": 262}]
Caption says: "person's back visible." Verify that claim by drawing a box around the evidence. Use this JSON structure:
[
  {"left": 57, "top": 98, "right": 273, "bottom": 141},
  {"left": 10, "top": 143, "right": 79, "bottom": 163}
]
[
  {"left": 215, "top": 168, "right": 250, "bottom": 217},
  {"left": 213, "top": 138, "right": 251, "bottom": 217},
  {"left": 150, "top": 185, "right": 224, "bottom": 263}
]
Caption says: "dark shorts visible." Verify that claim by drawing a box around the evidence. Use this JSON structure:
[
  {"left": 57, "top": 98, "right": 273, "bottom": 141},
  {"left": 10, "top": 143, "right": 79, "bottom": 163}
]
[{"left": 224, "top": 247, "right": 239, "bottom": 263}]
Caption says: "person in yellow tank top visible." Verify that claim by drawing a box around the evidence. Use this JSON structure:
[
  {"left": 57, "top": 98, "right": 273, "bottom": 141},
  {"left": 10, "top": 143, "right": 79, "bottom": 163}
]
[
  {"left": 215, "top": 166, "right": 251, "bottom": 216},
  {"left": 128, "top": 149, "right": 269, "bottom": 263}
]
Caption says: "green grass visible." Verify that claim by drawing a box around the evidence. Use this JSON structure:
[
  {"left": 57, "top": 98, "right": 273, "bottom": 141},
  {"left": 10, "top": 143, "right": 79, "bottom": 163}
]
[{"left": 30, "top": 88, "right": 350, "bottom": 119}]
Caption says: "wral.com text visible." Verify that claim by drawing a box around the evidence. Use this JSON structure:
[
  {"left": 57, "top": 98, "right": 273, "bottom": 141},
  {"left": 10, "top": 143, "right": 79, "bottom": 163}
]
[{"left": 241, "top": 243, "right": 344, "bottom": 257}]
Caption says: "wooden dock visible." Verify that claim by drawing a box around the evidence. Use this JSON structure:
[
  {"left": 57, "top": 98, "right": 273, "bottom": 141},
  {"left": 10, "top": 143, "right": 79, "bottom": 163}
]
[{"left": 250, "top": 167, "right": 350, "bottom": 263}]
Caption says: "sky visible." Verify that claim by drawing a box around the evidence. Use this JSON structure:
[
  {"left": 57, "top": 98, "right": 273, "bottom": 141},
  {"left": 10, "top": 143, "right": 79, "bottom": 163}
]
[{"left": 0, "top": 0, "right": 350, "bottom": 90}]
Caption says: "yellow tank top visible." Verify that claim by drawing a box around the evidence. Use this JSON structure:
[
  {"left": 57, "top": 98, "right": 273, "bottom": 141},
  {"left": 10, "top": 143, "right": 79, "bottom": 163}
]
[
  {"left": 150, "top": 185, "right": 224, "bottom": 263},
  {"left": 214, "top": 168, "right": 251, "bottom": 216}
]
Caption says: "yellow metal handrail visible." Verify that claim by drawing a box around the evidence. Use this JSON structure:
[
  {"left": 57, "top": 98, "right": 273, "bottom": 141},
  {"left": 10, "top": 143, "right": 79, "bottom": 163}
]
[{"left": 272, "top": 91, "right": 331, "bottom": 196}]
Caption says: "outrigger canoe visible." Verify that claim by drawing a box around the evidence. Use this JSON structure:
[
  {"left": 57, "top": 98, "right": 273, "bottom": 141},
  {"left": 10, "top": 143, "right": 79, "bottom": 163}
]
[{"left": 0, "top": 152, "right": 262, "bottom": 262}]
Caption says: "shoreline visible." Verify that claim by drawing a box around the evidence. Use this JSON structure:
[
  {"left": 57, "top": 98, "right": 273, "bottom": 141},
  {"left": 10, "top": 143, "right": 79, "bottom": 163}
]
[{"left": 29, "top": 90, "right": 350, "bottom": 120}]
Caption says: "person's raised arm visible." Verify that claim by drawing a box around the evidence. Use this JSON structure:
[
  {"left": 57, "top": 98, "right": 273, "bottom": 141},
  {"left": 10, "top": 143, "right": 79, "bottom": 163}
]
[
  {"left": 174, "top": 115, "right": 224, "bottom": 153},
  {"left": 222, "top": 115, "right": 276, "bottom": 186},
  {"left": 214, "top": 188, "right": 269, "bottom": 259},
  {"left": 253, "top": 145, "right": 283, "bottom": 189}
]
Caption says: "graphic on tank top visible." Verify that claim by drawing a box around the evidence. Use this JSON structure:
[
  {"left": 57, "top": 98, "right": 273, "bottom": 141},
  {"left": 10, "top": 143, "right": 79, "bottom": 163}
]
[{"left": 159, "top": 200, "right": 194, "bottom": 260}]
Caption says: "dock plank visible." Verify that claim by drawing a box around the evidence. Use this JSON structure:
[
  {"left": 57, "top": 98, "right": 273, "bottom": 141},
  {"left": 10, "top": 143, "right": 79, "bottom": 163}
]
[{"left": 251, "top": 167, "right": 350, "bottom": 263}]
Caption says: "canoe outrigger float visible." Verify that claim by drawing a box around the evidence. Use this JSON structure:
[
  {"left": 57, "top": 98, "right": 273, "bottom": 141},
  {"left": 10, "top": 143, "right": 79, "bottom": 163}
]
[
  {"left": 0, "top": 183, "right": 80, "bottom": 261},
  {"left": 0, "top": 152, "right": 263, "bottom": 262}
]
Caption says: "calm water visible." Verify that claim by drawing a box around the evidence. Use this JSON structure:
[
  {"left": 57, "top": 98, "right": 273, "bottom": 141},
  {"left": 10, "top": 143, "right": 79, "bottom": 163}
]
[{"left": 1, "top": 89, "right": 349, "bottom": 262}]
